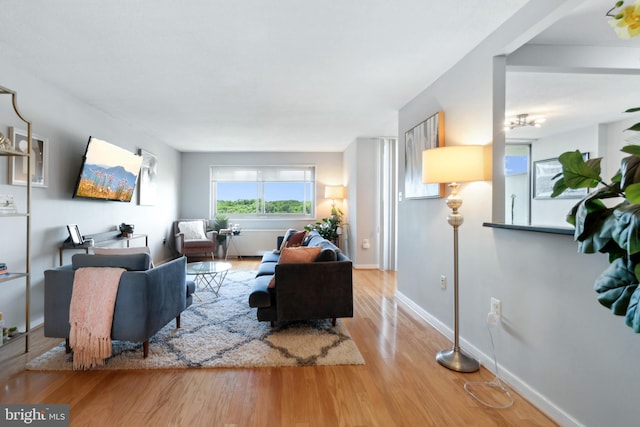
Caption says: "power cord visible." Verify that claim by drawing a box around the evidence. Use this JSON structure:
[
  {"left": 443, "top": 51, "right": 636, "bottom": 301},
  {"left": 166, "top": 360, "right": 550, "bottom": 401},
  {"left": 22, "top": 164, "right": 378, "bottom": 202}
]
[{"left": 463, "top": 315, "right": 514, "bottom": 409}]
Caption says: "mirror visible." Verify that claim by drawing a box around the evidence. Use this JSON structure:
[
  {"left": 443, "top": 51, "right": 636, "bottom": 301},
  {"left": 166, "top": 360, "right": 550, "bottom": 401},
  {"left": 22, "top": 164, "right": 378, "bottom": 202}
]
[
  {"left": 491, "top": 0, "right": 640, "bottom": 229},
  {"left": 500, "top": 68, "right": 640, "bottom": 228}
]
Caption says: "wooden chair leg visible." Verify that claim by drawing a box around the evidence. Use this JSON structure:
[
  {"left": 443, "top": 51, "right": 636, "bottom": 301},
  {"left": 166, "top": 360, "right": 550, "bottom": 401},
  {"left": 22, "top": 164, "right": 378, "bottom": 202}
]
[
  {"left": 332, "top": 317, "right": 337, "bottom": 327},
  {"left": 65, "top": 338, "right": 71, "bottom": 353},
  {"left": 143, "top": 340, "right": 149, "bottom": 358},
  {"left": 270, "top": 320, "right": 275, "bottom": 327},
  {"left": 176, "top": 314, "right": 181, "bottom": 328}
]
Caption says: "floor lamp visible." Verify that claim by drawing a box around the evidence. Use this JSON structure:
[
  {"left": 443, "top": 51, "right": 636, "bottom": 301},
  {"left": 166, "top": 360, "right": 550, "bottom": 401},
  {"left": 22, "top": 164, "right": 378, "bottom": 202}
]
[{"left": 422, "top": 145, "right": 488, "bottom": 373}]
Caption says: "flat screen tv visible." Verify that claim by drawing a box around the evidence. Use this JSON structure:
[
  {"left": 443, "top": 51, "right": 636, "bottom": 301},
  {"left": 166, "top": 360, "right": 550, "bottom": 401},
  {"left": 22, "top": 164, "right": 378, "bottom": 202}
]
[{"left": 72, "top": 137, "right": 143, "bottom": 202}]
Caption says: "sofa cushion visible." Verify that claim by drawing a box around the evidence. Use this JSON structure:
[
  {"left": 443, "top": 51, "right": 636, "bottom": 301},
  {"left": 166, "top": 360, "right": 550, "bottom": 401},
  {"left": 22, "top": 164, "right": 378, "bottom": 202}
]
[
  {"left": 256, "top": 261, "right": 276, "bottom": 277},
  {"left": 72, "top": 253, "right": 151, "bottom": 271},
  {"left": 316, "top": 247, "right": 338, "bottom": 262},
  {"left": 261, "top": 251, "right": 280, "bottom": 263},
  {"left": 178, "top": 220, "right": 207, "bottom": 240},
  {"left": 268, "top": 246, "right": 321, "bottom": 288}
]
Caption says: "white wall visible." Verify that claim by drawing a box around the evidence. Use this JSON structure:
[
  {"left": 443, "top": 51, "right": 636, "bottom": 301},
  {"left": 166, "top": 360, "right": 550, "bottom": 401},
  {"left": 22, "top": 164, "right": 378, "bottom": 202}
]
[
  {"left": 343, "top": 138, "right": 380, "bottom": 268},
  {"left": 530, "top": 124, "right": 599, "bottom": 226},
  {"left": 398, "top": 1, "right": 640, "bottom": 426},
  {"left": 0, "top": 69, "right": 181, "bottom": 330}
]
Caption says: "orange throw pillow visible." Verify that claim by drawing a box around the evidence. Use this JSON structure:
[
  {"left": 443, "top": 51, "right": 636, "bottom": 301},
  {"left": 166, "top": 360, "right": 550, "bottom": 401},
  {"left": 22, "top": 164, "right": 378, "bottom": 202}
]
[{"left": 267, "top": 246, "right": 322, "bottom": 288}]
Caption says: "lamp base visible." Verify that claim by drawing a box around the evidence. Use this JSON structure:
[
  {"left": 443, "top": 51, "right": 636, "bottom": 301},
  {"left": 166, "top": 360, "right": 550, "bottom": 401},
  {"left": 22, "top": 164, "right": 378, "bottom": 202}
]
[{"left": 436, "top": 348, "right": 480, "bottom": 373}]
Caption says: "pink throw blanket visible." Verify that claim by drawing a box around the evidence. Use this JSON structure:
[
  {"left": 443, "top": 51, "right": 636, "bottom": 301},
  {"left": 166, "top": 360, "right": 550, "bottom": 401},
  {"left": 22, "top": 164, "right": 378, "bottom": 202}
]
[{"left": 69, "top": 267, "right": 124, "bottom": 370}]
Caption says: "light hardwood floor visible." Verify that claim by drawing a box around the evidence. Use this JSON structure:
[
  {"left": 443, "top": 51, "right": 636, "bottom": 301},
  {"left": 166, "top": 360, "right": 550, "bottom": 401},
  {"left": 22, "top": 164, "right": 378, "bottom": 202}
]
[{"left": 0, "top": 260, "right": 557, "bottom": 426}]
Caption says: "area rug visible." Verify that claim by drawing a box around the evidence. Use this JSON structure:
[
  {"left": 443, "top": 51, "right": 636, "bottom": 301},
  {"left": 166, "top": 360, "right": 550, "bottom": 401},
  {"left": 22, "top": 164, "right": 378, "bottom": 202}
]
[{"left": 26, "top": 270, "right": 364, "bottom": 370}]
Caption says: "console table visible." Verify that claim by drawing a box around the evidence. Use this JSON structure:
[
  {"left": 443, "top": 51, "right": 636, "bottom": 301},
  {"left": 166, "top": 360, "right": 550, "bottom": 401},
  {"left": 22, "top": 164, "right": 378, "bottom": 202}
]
[{"left": 58, "top": 231, "right": 148, "bottom": 265}]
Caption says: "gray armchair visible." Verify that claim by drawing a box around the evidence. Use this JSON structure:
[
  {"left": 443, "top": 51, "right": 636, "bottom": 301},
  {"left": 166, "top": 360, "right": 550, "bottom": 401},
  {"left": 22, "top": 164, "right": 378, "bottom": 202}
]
[
  {"left": 173, "top": 219, "right": 217, "bottom": 260},
  {"left": 44, "top": 253, "right": 195, "bottom": 358}
]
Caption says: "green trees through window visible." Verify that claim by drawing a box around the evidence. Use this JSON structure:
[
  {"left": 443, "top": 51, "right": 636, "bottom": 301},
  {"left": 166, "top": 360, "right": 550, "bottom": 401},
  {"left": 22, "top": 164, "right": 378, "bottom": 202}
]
[{"left": 210, "top": 166, "right": 315, "bottom": 218}]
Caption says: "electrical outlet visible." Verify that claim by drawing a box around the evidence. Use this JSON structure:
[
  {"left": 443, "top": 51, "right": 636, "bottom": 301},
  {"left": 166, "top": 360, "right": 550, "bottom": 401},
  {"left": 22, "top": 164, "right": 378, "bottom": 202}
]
[
  {"left": 440, "top": 275, "right": 447, "bottom": 289},
  {"left": 490, "top": 297, "right": 501, "bottom": 317}
]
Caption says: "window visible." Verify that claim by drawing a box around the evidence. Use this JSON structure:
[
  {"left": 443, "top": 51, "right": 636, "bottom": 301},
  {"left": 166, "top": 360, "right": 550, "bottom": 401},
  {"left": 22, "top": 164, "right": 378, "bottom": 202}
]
[{"left": 210, "top": 165, "right": 315, "bottom": 218}]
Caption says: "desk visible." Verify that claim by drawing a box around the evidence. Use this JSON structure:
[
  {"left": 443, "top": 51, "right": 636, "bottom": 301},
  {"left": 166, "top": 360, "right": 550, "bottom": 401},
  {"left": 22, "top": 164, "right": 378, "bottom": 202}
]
[{"left": 59, "top": 232, "right": 148, "bottom": 265}]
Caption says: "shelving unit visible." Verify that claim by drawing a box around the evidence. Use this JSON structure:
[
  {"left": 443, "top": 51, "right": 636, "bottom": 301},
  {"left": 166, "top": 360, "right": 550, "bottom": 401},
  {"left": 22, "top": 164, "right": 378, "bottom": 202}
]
[{"left": 0, "top": 85, "right": 31, "bottom": 353}]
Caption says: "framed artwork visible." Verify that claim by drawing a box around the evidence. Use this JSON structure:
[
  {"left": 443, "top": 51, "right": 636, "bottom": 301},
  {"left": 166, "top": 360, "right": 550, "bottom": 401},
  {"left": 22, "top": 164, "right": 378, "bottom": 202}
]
[
  {"left": 66, "top": 224, "right": 84, "bottom": 246},
  {"left": 138, "top": 149, "right": 157, "bottom": 206},
  {"left": 404, "top": 111, "right": 445, "bottom": 199},
  {"left": 9, "top": 127, "right": 49, "bottom": 187},
  {"left": 533, "top": 154, "right": 589, "bottom": 199}
]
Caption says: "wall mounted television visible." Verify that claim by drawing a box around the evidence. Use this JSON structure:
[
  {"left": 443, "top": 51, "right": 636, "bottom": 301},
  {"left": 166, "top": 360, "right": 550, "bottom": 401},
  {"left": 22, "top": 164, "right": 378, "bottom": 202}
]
[{"left": 72, "top": 137, "right": 143, "bottom": 202}]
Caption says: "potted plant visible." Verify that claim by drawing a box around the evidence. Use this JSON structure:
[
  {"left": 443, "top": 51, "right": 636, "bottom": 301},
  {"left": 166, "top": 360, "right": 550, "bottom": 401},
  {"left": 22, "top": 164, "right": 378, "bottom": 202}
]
[
  {"left": 304, "top": 208, "right": 343, "bottom": 245},
  {"left": 552, "top": 106, "right": 640, "bottom": 332},
  {"left": 213, "top": 214, "right": 229, "bottom": 257}
]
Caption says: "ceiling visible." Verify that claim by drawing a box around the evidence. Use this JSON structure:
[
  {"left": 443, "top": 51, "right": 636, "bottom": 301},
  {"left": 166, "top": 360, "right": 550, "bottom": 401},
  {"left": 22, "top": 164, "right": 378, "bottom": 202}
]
[
  {"left": 505, "top": 0, "right": 640, "bottom": 141},
  {"left": 0, "top": 0, "right": 532, "bottom": 152},
  {"left": 2, "top": 1, "right": 637, "bottom": 152}
]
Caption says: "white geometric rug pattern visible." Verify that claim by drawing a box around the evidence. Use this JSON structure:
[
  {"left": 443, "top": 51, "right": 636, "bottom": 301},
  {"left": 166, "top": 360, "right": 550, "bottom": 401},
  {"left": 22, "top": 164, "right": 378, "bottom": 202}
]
[{"left": 27, "top": 270, "right": 365, "bottom": 370}]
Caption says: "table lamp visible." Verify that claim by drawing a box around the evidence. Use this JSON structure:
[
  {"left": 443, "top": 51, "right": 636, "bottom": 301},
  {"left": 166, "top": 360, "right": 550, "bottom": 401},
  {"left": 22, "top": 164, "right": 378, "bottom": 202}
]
[{"left": 325, "top": 185, "right": 346, "bottom": 212}]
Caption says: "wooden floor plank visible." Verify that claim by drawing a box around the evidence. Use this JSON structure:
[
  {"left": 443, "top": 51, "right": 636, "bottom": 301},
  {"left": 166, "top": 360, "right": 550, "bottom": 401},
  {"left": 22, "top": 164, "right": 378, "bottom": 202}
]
[{"left": 0, "top": 259, "right": 557, "bottom": 426}]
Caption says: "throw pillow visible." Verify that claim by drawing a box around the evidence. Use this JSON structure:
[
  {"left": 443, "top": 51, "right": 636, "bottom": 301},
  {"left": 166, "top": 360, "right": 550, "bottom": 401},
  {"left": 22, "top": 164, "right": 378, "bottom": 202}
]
[
  {"left": 276, "top": 228, "right": 298, "bottom": 253},
  {"left": 285, "top": 230, "right": 307, "bottom": 248},
  {"left": 178, "top": 221, "right": 207, "bottom": 240},
  {"left": 267, "top": 246, "right": 322, "bottom": 288}
]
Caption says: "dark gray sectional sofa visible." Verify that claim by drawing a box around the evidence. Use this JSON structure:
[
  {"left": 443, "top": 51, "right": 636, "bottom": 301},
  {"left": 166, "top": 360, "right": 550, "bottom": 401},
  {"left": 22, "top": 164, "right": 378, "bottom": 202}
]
[{"left": 248, "top": 230, "right": 353, "bottom": 325}]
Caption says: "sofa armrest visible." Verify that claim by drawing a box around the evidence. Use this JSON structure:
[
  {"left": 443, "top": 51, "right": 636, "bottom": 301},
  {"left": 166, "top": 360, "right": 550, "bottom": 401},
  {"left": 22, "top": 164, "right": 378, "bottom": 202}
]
[
  {"left": 111, "top": 256, "right": 188, "bottom": 340},
  {"left": 175, "top": 232, "right": 185, "bottom": 253},
  {"left": 274, "top": 261, "right": 353, "bottom": 321},
  {"left": 44, "top": 267, "right": 76, "bottom": 337}
]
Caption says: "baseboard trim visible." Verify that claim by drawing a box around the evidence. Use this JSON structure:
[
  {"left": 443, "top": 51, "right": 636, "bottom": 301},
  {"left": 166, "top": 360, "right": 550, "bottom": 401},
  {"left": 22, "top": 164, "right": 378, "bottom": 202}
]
[
  {"left": 353, "top": 264, "right": 378, "bottom": 269},
  {"left": 395, "top": 290, "right": 583, "bottom": 427}
]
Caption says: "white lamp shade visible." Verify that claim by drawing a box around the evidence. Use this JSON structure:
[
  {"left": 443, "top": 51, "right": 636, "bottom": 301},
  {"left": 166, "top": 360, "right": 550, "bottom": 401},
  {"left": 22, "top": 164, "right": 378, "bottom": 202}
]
[
  {"left": 422, "top": 145, "right": 490, "bottom": 184},
  {"left": 325, "top": 185, "right": 346, "bottom": 199}
]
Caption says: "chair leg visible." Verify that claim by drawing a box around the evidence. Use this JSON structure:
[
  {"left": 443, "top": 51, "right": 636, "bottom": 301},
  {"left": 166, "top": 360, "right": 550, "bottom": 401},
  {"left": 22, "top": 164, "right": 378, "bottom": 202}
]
[
  {"left": 143, "top": 340, "right": 149, "bottom": 358},
  {"left": 270, "top": 320, "right": 275, "bottom": 327},
  {"left": 332, "top": 317, "right": 337, "bottom": 327},
  {"left": 176, "top": 314, "right": 181, "bottom": 328},
  {"left": 65, "top": 338, "right": 71, "bottom": 353}
]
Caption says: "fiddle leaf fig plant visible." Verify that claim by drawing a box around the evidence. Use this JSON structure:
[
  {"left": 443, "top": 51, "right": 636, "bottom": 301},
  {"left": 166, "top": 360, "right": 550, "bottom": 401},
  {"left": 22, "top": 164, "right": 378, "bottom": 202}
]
[{"left": 552, "top": 107, "right": 640, "bottom": 332}]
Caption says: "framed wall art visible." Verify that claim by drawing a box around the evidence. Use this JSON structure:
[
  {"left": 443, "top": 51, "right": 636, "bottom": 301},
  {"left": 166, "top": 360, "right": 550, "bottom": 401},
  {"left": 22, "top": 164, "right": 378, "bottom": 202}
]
[
  {"left": 9, "top": 127, "right": 49, "bottom": 187},
  {"left": 404, "top": 111, "right": 444, "bottom": 199},
  {"left": 138, "top": 148, "right": 158, "bottom": 206},
  {"left": 533, "top": 154, "right": 589, "bottom": 199},
  {"left": 66, "top": 224, "right": 84, "bottom": 246}
]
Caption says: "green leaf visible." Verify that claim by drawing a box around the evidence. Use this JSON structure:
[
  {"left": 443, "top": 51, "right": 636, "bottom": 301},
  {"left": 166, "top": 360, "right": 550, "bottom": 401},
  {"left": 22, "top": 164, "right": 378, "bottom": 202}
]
[
  {"left": 627, "top": 123, "right": 640, "bottom": 132},
  {"left": 612, "top": 204, "right": 640, "bottom": 257},
  {"left": 621, "top": 145, "right": 640, "bottom": 156},
  {"left": 619, "top": 155, "right": 640, "bottom": 191},
  {"left": 556, "top": 150, "right": 601, "bottom": 190},
  {"left": 625, "top": 183, "right": 640, "bottom": 204},
  {"left": 567, "top": 186, "right": 621, "bottom": 240},
  {"left": 625, "top": 288, "right": 640, "bottom": 332},
  {"left": 551, "top": 177, "right": 568, "bottom": 198},
  {"left": 594, "top": 258, "right": 638, "bottom": 316},
  {"left": 624, "top": 107, "right": 640, "bottom": 113}
]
